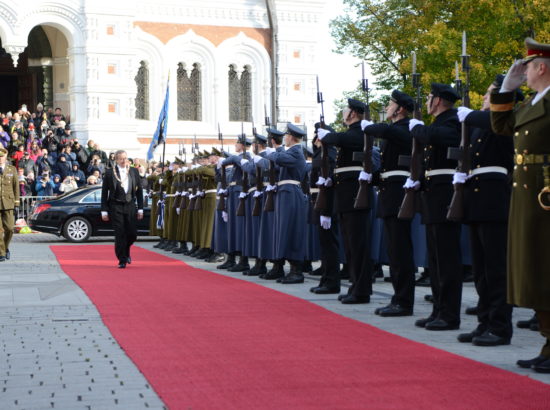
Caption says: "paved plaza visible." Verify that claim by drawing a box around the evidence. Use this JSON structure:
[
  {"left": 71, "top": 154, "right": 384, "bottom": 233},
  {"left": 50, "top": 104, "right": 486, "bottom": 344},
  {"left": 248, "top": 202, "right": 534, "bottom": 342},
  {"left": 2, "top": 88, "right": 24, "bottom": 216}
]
[{"left": 0, "top": 233, "right": 548, "bottom": 409}]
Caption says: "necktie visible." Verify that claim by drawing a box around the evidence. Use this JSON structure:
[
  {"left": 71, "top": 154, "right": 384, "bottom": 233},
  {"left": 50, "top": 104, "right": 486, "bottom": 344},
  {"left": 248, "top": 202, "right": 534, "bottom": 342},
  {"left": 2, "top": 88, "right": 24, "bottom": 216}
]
[{"left": 0, "top": 167, "right": 3, "bottom": 175}]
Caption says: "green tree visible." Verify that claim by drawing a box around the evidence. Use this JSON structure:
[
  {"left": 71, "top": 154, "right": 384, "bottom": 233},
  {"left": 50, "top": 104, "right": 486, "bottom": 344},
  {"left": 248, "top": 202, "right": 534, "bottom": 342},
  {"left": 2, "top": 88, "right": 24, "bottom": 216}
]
[{"left": 331, "top": 0, "right": 550, "bottom": 108}]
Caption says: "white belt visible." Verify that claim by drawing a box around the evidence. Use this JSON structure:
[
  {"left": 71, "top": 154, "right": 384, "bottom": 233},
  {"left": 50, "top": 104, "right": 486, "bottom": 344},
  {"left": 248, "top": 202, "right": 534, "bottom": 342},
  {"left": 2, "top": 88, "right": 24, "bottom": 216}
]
[
  {"left": 334, "top": 166, "right": 363, "bottom": 174},
  {"left": 425, "top": 169, "right": 455, "bottom": 177},
  {"left": 469, "top": 166, "right": 508, "bottom": 176},
  {"left": 229, "top": 181, "right": 237, "bottom": 186},
  {"left": 205, "top": 189, "right": 218, "bottom": 194},
  {"left": 278, "top": 179, "right": 301, "bottom": 186},
  {"left": 310, "top": 187, "right": 320, "bottom": 194},
  {"left": 165, "top": 194, "right": 176, "bottom": 197},
  {"left": 248, "top": 187, "right": 257, "bottom": 193},
  {"left": 380, "top": 170, "right": 410, "bottom": 179}
]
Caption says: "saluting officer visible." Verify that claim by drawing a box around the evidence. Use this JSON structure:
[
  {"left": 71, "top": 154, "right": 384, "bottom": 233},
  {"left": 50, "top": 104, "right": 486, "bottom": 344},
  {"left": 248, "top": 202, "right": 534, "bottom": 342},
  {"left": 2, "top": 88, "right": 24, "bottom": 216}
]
[
  {"left": 0, "top": 147, "right": 19, "bottom": 262},
  {"left": 409, "top": 83, "right": 462, "bottom": 330},
  {"left": 490, "top": 37, "right": 550, "bottom": 373}
]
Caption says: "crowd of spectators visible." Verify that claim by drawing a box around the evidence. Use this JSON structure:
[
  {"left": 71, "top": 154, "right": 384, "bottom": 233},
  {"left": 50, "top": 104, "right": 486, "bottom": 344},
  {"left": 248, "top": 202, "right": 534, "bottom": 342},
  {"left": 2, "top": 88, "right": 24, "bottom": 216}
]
[{"left": 1, "top": 103, "right": 148, "bottom": 201}]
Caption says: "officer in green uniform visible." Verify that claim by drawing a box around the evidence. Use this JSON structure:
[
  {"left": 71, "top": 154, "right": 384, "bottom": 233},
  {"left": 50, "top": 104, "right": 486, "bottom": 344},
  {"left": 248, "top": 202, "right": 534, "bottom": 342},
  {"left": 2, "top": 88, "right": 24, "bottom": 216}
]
[
  {"left": 0, "top": 147, "right": 19, "bottom": 261},
  {"left": 490, "top": 37, "right": 550, "bottom": 373}
]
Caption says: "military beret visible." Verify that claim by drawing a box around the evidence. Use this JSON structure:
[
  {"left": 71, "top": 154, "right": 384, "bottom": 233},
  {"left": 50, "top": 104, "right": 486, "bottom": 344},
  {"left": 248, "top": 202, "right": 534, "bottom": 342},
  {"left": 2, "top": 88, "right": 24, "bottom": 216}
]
[
  {"left": 430, "top": 83, "right": 460, "bottom": 103},
  {"left": 266, "top": 127, "right": 285, "bottom": 138},
  {"left": 254, "top": 134, "right": 268, "bottom": 144},
  {"left": 391, "top": 90, "right": 415, "bottom": 112},
  {"left": 286, "top": 123, "right": 306, "bottom": 139},
  {"left": 348, "top": 98, "right": 366, "bottom": 114},
  {"left": 523, "top": 37, "right": 550, "bottom": 64}
]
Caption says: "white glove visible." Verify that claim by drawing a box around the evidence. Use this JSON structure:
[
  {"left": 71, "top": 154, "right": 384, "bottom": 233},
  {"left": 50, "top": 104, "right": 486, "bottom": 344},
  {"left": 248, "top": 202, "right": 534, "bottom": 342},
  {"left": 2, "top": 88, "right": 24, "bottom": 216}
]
[
  {"left": 158, "top": 178, "right": 163, "bottom": 184},
  {"left": 316, "top": 176, "right": 326, "bottom": 186},
  {"left": 361, "top": 119, "right": 373, "bottom": 131},
  {"left": 253, "top": 155, "right": 263, "bottom": 164},
  {"left": 198, "top": 191, "right": 205, "bottom": 197},
  {"left": 217, "top": 161, "right": 223, "bottom": 169},
  {"left": 265, "top": 184, "right": 277, "bottom": 192},
  {"left": 182, "top": 191, "right": 190, "bottom": 197},
  {"left": 176, "top": 207, "right": 180, "bottom": 215},
  {"left": 265, "top": 147, "right": 276, "bottom": 155},
  {"left": 317, "top": 128, "right": 330, "bottom": 140},
  {"left": 358, "top": 170, "right": 372, "bottom": 182},
  {"left": 217, "top": 188, "right": 228, "bottom": 195},
  {"left": 453, "top": 172, "right": 469, "bottom": 185},
  {"left": 409, "top": 118, "right": 424, "bottom": 131},
  {"left": 403, "top": 178, "right": 420, "bottom": 190},
  {"left": 189, "top": 194, "right": 195, "bottom": 199},
  {"left": 240, "top": 159, "right": 249, "bottom": 166},
  {"left": 320, "top": 215, "right": 331, "bottom": 230},
  {"left": 253, "top": 190, "right": 263, "bottom": 198},
  {"left": 175, "top": 191, "right": 181, "bottom": 196},
  {"left": 457, "top": 106, "right": 473, "bottom": 123},
  {"left": 222, "top": 211, "right": 228, "bottom": 222},
  {"left": 238, "top": 192, "right": 248, "bottom": 199},
  {"left": 501, "top": 60, "right": 526, "bottom": 93},
  {"left": 324, "top": 177, "right": 333, "bottom": 187}
]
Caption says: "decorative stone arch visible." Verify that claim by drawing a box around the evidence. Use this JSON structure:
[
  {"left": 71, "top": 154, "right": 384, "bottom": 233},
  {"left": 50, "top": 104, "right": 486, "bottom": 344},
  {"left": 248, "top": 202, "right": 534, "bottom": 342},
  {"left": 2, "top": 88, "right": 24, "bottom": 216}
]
[{"left": 218, "top": 32, "right": 272, "bottom": 125}]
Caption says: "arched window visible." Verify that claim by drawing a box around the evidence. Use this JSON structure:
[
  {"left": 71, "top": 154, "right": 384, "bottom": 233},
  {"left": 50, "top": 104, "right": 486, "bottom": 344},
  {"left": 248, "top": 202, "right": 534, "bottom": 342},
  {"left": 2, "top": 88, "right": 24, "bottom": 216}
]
[
  {"left": 135, "top": 61, "right": 149, "bottom": 120},
  {"left": 228, "top": 65, "right": 252, "bottom": 122},
  {"left": 177, "top": 63, "right": 202, "bottom": 121}
]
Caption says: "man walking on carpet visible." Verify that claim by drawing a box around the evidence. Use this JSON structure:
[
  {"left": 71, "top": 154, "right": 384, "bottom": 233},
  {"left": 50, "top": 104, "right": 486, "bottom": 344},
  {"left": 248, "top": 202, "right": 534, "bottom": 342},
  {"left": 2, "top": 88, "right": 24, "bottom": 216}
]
[{"left": 101, "top": 150, "right": 144, "bottom": 268}]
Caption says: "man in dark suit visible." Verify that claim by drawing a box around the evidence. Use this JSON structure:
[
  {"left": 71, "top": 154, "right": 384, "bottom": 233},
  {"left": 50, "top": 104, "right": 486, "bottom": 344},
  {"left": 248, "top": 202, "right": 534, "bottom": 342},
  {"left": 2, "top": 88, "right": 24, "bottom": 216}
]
[{"left": 101, "top": 150, "right": 144, "bottom": 268}]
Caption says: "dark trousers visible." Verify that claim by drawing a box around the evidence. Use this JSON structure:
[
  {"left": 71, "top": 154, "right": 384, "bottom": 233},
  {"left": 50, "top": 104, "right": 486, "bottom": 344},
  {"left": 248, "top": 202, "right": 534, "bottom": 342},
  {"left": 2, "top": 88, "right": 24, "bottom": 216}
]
[
  {"left": 383, "top": 216, "right": 415, "bottom": 309},
  {"left": 340, "top": 210, "right": 372, "bottom": 298},
  {"left": 536, "top": 311, "right": 550, "bottom": 358},
  {"left": 318, "top": 217, "right": 340, "bottom": 289},
  {"left": 110, "top": 202, "right": 138, "bottom": 263},
  {"left": 469, "top": 221, "right": 512, "bottom": 338},
  {"left": 426, "top": 222, "right": 462, "bottom": 325}
]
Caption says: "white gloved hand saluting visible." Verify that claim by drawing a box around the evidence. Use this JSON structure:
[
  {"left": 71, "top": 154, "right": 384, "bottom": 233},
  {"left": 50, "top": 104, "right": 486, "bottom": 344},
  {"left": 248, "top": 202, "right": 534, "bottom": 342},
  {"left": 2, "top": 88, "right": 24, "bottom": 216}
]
[
  {"left": 408, "top": 118, "right": 424, "bottom": 131},
  {"left": 320, "top": 215, "right": 331, "bottom": 230},
  {"left": 453, "top": 172, "right": 469, "bottom": 185},
  {"left": 501, "top": 60, "right": 526, "bottom": 93},
  {"left": 457, "top": 107, "right": 473, "bottom": 123},
  {"left": 361, "top": 119, "right": 373, "bottom": 131},
  {"left": 403, "top": 178, "right": 420, "bottom": 190},
  {"left": 358, "top": 171, "right": 372, "bottom": 183},
  {"left": 317, "top": 128, "right": 330, "bottom": 140}
]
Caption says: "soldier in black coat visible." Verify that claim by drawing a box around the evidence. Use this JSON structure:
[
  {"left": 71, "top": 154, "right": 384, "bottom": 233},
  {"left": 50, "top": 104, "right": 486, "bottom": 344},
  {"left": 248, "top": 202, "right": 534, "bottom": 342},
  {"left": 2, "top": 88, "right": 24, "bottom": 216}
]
[
  {"left": 410, "top": 83, "right": 462, "bottom": 330},
  {"left": 455, "top": 75, "right": 519, "bottom": 346},
  {"left": 365, "top": 90, "right": 416, "bottom": 316}
]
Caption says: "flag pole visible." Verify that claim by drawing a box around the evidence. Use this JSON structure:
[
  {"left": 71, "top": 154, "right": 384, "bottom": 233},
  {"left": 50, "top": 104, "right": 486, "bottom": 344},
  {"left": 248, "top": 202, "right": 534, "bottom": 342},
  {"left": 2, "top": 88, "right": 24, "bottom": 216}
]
[{"left": 161, "top": 71, "right": 170, "bottom": 171}]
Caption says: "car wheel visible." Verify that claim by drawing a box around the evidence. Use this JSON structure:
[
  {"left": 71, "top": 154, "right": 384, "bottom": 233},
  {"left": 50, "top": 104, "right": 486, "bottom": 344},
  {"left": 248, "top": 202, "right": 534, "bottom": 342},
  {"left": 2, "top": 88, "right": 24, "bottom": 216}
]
[{"left": 63, "top": 216, "right": 92, "bottom": 242}]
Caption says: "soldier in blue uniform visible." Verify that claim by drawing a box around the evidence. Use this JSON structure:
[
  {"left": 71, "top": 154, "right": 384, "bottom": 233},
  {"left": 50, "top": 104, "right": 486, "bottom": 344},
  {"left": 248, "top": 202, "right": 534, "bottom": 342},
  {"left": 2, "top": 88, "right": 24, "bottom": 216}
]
[
  {"left": 208, "top": 148, "right": 231, "bottom": 263},
  {"left": 264, "top": 123, "right": 308, "bottom": 284}
]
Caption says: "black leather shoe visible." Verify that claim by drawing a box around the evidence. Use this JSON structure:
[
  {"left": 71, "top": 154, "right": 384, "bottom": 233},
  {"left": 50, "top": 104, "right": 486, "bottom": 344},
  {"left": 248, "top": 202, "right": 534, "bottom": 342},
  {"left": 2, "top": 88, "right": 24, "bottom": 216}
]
[
  {"left": 118, "top": 262, "right": 126, "bottom": 269},
  {"left": 472, "top": 331, "right": 511, "bottom": 346},
  {"left": 424, "top": 294, "right": 434, "bottom": 303},
  {"left": 217, "top": 257, "right": 236, "bottom": 270},
  {"left": 379, "top": 304, "right": 413, "bottom": 317},
  {"left": 374, "top": 304, "right": 392, "bottom": 315},
  {"left": 228, "top": 263, "right": 250, "bottom": 272},
  {"left": 415, "top": 276, "right": 431, "bottom": 287},
  {"left": 517, "top": 355, "right": 548, "bottom": 369},
  {"left": 425, "top": 319, "right": 459, "bottom": 331},
  {"left": 206, "top": 253, "right": 225, "bottom": 263},
  {"left": 533, "top": 358, "right": 550, "bottom": 373},
  {"left": 415, "top": 316, "right": 435, "bottom": 328},
  {"left": 517, "top": 314, "right": 537, "bottom": 329},
  {"left": 310, "top": 286, "right": 321, "bottom": 293},
  {"left": 280, "top": 273, "right": 304, "bottom": 284},
  {"left": 5, "top": 249, "right": 10, "bottom": 260},
  {"left": 302, "top": 262, "right": 313, "bottom": 274},
  {"left": 530, "top": 322, "right": 540, "bottom": 331},
  {"left": 311, "top": 267, "right": 323, "bottom": 276},
  {"left": 457, "top": 328, "right": 485, "bottom": 343},
  {"left": 337, "top": 294, "right": 349, "bottom": 301},
  {"left": 465, "top": 306, "right": 478, "bottom": 315},
  {"left": 313, "top": 286, "right": 340, "bottom": 294},
  {"left": 126, "top": 257, "right": 131, "bottom": 265},
  {"left": 172, "top": 247, "right": 186, "bottom": 254},
  {"left": 0, "top": 256, "right": 5, "bottom": 262},
  {"left": 262, "top": 270, "right": 285, "bottom": 280},
  {"left": 153, "top": 239, "right": 165, "bottom": 248},
  {"left": 341, "top": 295, "right": 370, "bottom": 304}
]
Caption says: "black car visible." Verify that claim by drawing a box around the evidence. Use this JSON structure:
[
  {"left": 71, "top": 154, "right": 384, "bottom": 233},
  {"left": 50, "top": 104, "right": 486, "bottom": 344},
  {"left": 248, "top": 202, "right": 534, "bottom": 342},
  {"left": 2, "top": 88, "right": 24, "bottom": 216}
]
[{"left": 28, "top": 185, "right": 151, "bottom": 242}]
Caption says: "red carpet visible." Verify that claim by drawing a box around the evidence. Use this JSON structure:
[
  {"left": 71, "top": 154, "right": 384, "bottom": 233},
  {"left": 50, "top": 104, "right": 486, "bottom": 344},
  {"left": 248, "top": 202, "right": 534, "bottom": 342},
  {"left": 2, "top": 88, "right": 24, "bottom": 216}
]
[{"left": 51, "top": 245, "right": 550, "bottom": 409}]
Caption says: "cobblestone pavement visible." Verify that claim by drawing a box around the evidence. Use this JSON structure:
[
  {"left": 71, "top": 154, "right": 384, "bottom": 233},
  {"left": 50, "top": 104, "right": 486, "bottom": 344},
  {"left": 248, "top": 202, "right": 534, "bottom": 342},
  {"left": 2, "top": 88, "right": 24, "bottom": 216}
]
[{"left": 1, "top": 232, "right": 548, "bottom": 410}]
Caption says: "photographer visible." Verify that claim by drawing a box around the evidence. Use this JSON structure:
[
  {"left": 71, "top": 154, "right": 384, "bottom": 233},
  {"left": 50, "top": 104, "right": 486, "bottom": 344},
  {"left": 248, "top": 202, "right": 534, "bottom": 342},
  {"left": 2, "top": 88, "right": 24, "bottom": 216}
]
[
  {"left": 59, "top": 175, "right": 78, "bottom": 194},
  {"left": 87, "top": 154, "right": 105, "bottom": 176},
  {"left": 69, "top": 163, "right": 86, "bottom": 188},
  {"left": 35, "top": 172, "right": 55, "bottom": 198},
  {"left": 72, "top": 141, "right": 88, "bottom": 168},
  {"left": 55, "top": 154, "right": 72, "bottom": 180}
]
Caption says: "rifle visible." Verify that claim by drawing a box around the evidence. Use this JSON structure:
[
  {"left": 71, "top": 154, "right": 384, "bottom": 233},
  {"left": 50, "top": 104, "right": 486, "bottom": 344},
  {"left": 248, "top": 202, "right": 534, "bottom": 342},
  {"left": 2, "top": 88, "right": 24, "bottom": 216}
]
[
  {"left": 263, "top": 106, "right": 276, "bottom": 212},
  {"left": 313, "top": 75, "right": 329, "bottom": 212},
  {"left": 187, "top": 160, "right": 197, "bottom": 210},
  {"left": 217, "top": 124, "right": 228, "bottom": 211},
  {"left": 251, "top": 118, "right": 264, "bottom": 216},
  {"left": 236, "top": 123, "right": 248, "bottom": 216},
  {"left": 446, "top": 32, "right": 471, "bottom": 221},
  {"left": 354, "top": 62, "right": 373, "bottom": 210},
  {"left": 398, "top": 52, "right": 423, "bottom": 220}
]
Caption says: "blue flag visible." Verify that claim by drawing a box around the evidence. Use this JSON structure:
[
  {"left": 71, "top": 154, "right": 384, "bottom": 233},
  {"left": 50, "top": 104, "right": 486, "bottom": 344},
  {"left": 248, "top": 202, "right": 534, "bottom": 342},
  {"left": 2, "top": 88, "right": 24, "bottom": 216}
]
[{"left": 147, "top": 79, "right": 170, "bottom": 161}]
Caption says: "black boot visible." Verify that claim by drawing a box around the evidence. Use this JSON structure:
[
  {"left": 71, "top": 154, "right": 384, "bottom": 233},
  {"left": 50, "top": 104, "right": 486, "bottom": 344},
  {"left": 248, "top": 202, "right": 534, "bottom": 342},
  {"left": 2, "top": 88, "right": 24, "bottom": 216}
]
[
  {"left": 280, "top": 261, "right": 304, "bottom": 284},
  {"left": 158, "top": 238, "right": 170, "bottom": 249},
  {"left": 217, "top": 253, "right": 236, "bottom": 269},
  {"left": 189, "top": 246, "right": 202, "bottom": 257},
  {"left": 261, "top": 260, "right": 285, "bottom": 280},
  {"left": 243, "top": 259, "right": 261, "bottom": 276},
  {"left": 205, "top": 252, "right": 225, "bottom": 263},
  {"left": 196, "top": 249, "right": 213, "bottom": 260},
  {"left": 228, "top": 256, "right": 250, "bottom": 272},
  {"left": 164, "top": 240, "right": 177, "bottom": 251},
  {"left": 172, "top": 241, "right": 188, "bottom": 254},
  {"left": 302, "top": 261, "right": 313, "bottom": 274},
  {"left": 183, "top": 244, "right": 196, "bottom": 255},
  {"left": 153, "top": 238, "right": 166, "bottom": 248}
]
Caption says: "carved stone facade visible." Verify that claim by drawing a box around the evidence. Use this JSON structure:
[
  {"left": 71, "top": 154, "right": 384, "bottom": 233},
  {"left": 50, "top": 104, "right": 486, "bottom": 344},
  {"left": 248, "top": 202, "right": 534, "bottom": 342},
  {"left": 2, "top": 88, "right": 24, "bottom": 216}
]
[{"left": 0, "top": 0, "right": 326, "bottom": 158}]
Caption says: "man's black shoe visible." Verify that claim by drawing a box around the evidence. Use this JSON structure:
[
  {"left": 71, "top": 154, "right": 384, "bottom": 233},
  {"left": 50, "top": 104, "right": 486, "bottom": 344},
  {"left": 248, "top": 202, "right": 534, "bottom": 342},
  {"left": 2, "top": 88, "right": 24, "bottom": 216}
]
[
  {"left": 379, "top": 304, "right": 413, "bottom": 317},
  {"left": 529, "top": 322, "right": 540, "bottom": 331},
  {"left": 153, "top": 239, "right": 165, "bottom": 248},
  {"left": 424, "top": 294, "right": 434, "bottom": 303},
  {"left": 517, "top": 314, "right": 537, "bottom": 329},
  {"left": 196, "top": 249, "right": 211, "bottom": 260},
  {"left": 341, "top": 295, "right": 370, "bottom": 304},
  {"left": 375, "top": 304, "right": 392, "bottom": 315},
  {"left": 184, "top": 245, "right": 199, "bottom": 256},
  {"left": 310, "top": 286, "right": 321, "bottom": 293},
  {"left": 118, "top": 261, "right": 126, "bottom": 269},
  {"left": 415, "top": 317, "right": 435, "bottom": 328},
  {"left": 206, "top": 253, "right": 225, "bottom": 263},
  {"left": 280, "top": 273, "right": 304, "bottom": 284},
  {"left": 425, "top": 319, "right": 459, "bottom": 331},
  {"left": 337, "top": 294, "right": 349, "bottom": 301},
  {"left": 472, "top": 331, "right": 511, "bottom": 346},
  {"left": 313, "top": 286, "right": 340, "bottom": 294},
  {"left": 465, "top": 306, "right": 478, "bottom": 315},
  {"left": 415, "top": 276, "right": 431, "bottom": 287},
  {"left": 533, "top": 359, "right": 550, "bottom": 373},
  {"left": 517, "top": 355, "right": 547, "bottom": 369},
  {"left": 228, "top": 263, "right": 250, "bottom": 272},
  {"left": 0, "top": 256, "right": 5, "bottom": 262},
  {"left": 262, "top": 270, "right": 284, "bottom": 280},
  {"left": 172, "top": 247, "right": 186, "bottom": 254},
  {"left": 457, "top": 328, "right": 485, "bottom": 343},
  {"left": 126, "top": 257, "right": 131, "bottom": 265},
  {"left": 189, "top": 247, "right": 202, "bottom": 258},
  {"left": 302, "top": 262, "right": 313, "bottom": 274},
  {"left": 311, "top": 267, "right": 323, "bottom": 276},
  {"left": 5, "top": 249, "right": 10, "bottom": 260}
]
